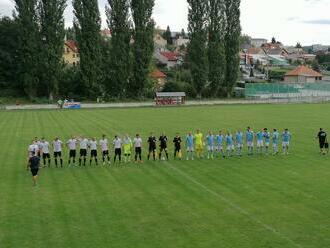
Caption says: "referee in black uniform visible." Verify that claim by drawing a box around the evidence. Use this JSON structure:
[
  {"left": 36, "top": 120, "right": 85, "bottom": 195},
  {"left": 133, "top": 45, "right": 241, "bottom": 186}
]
[{"left": 316, "top": 128, "right": 328, "bottom": 155}]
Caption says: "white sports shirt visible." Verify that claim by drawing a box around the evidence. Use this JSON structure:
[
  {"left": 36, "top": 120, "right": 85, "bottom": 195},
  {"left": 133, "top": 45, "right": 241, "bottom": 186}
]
[
  {"left": 89, "top": 140, "right": 98, "bottom": 150},
  {"left": 79, "top": 138, "right": 89, "bottom": 149},
  {"left": 99, "top": 139, "right": 108, "bottom": 151},
  {"left": 53, "top": 140, "right": 62, "bottom": 152},
  {"left": 113, "top": 138, "right": 122, "bottom": 149},
  {"left": 41, "top": 141, "right": 50, "bottom": 154},
  {"left": 134, "top": 137, "right": 142, "bottom": 148},
  {"left": 67, "top": 139, "right": 77, "bottom": 150}
]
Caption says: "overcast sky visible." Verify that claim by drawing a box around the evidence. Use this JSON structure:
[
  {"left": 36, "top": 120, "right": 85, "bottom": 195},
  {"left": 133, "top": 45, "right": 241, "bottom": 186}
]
[{"left": 1, "top": 0, "right": 330, "bottom": 45}]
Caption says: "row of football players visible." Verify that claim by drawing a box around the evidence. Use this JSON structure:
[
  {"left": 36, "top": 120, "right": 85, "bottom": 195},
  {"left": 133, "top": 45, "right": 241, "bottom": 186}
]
[{"left": 27, "top": 127, "right": 292, "bottom": 167}]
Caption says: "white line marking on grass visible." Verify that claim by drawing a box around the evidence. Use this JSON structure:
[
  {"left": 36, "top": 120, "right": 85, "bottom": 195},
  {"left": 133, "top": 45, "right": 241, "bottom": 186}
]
[{"left": 165, "top": 162, "right": 302, "bottom": 248}]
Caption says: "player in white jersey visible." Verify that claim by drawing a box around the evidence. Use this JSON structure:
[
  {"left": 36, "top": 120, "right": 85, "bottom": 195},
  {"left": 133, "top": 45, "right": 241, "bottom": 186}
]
[
  {"left": 67, "top": 136, "right": 77, "bottom": 166},
  {"left": 113, "top": 136, "right": 122, "bottom": 163},
  {"left": 40, "top": 137, "right": 51, "bottom": 167},
  {"left": 99, "top": 135, "right": 110, "bottom": 165},
  {"left": 89, "top": 138, "right": 98, "bottom": 166},
  {"left": 133, "top": 134, "right": 143, "bottom": 163},
  {"left": 78, "top": 136, "right": 89, "bottom": 166},
  {"left": 28, "top": 140, "right": 39, "bottom": 159},
  {"left": 53, "top": 137, "right": 63, "bottom": 167}
]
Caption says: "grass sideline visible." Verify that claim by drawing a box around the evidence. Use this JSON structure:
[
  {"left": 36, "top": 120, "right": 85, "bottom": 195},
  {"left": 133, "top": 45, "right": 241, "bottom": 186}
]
[{"left": 0, "top": 104, "right": 330, "bottom": 248}]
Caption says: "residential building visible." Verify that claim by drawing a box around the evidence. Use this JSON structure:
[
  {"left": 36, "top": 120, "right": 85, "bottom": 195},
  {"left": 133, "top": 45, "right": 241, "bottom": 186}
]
[
  {"left": 154, "top": 33, "right": 167, "bottom": 50},
  {"left": 174, "top": 35, "right": 189, "bottom": 47},
  {"left": 246, "top": 47, "right": 268, "bottom": 65},
  {"left": 154, "top": 51, "right": 181, "bottom": 69},
  {"left": 63, "top": 40, "right": 79, "bottom": 66},
  {"left": 150, "top": 69, "right": 167, "bottom": 90},
  {"left": 284, "top": 65, "right": 323, "bottom": 83},
  {"left": 251, "top": 38, "right": 267, "bottom": 48}
]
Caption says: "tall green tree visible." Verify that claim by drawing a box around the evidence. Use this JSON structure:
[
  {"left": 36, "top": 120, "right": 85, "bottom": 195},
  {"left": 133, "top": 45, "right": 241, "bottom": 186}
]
[
  {"left": 163, "top": 25, "right": 173, "bottom": 45},
  {"left": 14, "top": 0, "right": 40, "bottom": 99},
  {"left": 208, "top": 0, "right": 226, "bottom": 97},
  {"left": 224, "top": 0, "right": 241, "bottom": 97},
  {"left": 130, "top": 0, "right": 155, "bottom": 98},
  {"left": 106, "top": 0, "right": 132, "bottom": 99},
  {"left": 0, "top": 17, "right": 21, "bottom": 96},
  {"left": 73, "top": 0, "right": 103, "bottom": 98},
  {"left": 38, "top": 0, "right": 66, "bottom": 100},
  {"left": 187, "top": 0, "right": 208, "bottom": 98},
  {"left": 181, "top": 28, "right": 186, "bottom": 38}
]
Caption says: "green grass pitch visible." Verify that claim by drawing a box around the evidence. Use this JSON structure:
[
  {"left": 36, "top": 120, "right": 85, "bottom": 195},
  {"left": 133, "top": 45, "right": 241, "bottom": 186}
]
[{"left": 1, "top": 104, "right": 330, "bottom": 248}]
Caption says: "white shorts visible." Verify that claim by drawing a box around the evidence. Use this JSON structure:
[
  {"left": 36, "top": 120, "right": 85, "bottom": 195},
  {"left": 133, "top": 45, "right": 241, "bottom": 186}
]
[
  {"left": 227, "top": 145, "right": 234, "bottom": 151},
  {"left": 187, "top": 146, "right": 194, "bottom": 152},
  {"left": 247, "top": 141, "right": 254, "bottom": 147},
  {"left": 257, "top": 140, "right": 264, "bottom": 147},
  {"left": 282, "top": 142, "right": 290, "bottom": 147},
  {"left": 237, "top": 143, "right": 243, "bottom": 149},
  {"left": 207, "top": 146, "right": 214, "bottom": 151},
  {"left": 216, "top": 145, "right": 223, "bottom": 151}
]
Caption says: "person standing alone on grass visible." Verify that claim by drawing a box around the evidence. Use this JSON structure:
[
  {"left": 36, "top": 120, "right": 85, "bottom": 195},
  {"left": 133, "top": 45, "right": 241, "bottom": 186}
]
[
  {"left": 27, "top": 152, "right": 40, "bottom": 186},
  {"left": 316, "top": 128, "right": 327, "bottom": 155},
  {"left": 53, "top": 137, "right": 63, "bottom": 167}
]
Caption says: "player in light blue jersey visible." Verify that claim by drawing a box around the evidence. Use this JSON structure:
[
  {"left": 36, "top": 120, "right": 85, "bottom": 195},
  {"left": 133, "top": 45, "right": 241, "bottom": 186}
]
[
  {"left": 225, "top": 132, "right": 234, "bottom": 157},
  {"left": 235, "top": 130, "right": 243, "bottom": 156},
  {"left": 263, "top": 128, "right": 271, "bottom": 155},
  {"left": 186, "top": 132, "right": 194, "bottom": 160},
  {"left": 215, "top": 131, "right": 225, "bottom": 158},
  {"left": 256, "top": 129, "right": 264, "bottom": 154},
  {"left": 282, "top": 129, "right": 291, "bottom": 155},
  {"left": 246, "top": 127, "right": 254, "bottom": 155},
  {"left": 272, "top": 129, "right": 280, "bottom": 155},
  {"left": 206, "top": 131, "right": 215, "bottom": 159}
]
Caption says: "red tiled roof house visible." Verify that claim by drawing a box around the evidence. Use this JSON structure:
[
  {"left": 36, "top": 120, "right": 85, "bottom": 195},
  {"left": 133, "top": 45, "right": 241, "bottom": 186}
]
[{"left": 284, "top": 65, "right": 323, "bottom": 83}]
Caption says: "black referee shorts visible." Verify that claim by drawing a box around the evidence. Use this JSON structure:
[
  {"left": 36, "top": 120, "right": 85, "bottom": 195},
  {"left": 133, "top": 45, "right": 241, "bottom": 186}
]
[{"left": 31, "top": 168, "right": 39, "bottom": 176}]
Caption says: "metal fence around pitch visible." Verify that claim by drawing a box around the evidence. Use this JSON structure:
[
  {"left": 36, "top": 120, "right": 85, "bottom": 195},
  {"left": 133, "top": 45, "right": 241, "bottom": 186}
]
[{"left": 245, "top": 82, "right": 330, "bottom": 103}]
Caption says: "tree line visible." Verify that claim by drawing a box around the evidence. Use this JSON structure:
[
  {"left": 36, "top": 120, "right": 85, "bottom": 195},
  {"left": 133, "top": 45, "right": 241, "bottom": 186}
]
[
  {"left": 0, "top": 0, "right": 241, "bottom": 101},
  {"left": 188, "top": 0, "right": 241, "bottom": 98}
]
